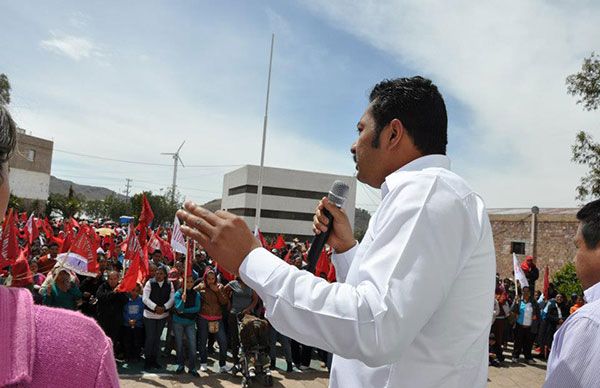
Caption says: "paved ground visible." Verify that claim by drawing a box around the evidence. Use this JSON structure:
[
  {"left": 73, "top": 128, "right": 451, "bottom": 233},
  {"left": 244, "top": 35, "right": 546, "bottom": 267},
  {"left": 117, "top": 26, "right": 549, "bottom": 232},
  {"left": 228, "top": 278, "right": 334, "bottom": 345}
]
[{"left": 119, "top": 343, "right": 547, "bottom": 387}]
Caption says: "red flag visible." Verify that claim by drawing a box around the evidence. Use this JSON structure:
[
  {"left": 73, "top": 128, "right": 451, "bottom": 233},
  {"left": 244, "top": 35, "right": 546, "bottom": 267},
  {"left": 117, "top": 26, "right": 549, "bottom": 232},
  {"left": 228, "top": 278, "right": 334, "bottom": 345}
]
[
  {"left": 215, "top": 261, "right": 235, "bottom": 282},
  {"left": 69, "top": 217, "right": 80, "bottom": 229},
  {"left": 257, "top": 229, "right": 268, "bottom": 248},
  {"left": 10, "top": 248, "right": 33, "bottom": 287},
  {"left": 186, "top": 239, "right": 194, "bottom": 277},
  {"left": 315, "top": 248, "right": 330, "bottom": 278},
  {"left": 26, "top": 214, "right": 40, "bottom": 246},
  {"left": 55, "top": 225, "right": 100, "bottom": 276},
  {"left": 116, "top": 225, "right": 144, "bottom": 292},
  {"left": 327, "top": 263, "right": 336, "bottom": 283},
  {"left": 139, "top": 194, "right": 154, "bottom": 226},
  {"left": 60, "top": 222, "right": 75, "bottom": 253},
  {"left": 157, "top": 234, "right": 174, "bottom": 262},
  {"left": 543, "top": 265, "right": 549, "bottom": 299},
  {"left": 19, "top": 212, "right": 27, "bottom": 222},
  {"left": 42, "top": 217, "right": 54, "bottom": 239},
  {"left": 273, "top": 235, "right": 286, "bottom": 250},
  {"left": 0, "top": 209, "right": 20, "bottom": 268}
]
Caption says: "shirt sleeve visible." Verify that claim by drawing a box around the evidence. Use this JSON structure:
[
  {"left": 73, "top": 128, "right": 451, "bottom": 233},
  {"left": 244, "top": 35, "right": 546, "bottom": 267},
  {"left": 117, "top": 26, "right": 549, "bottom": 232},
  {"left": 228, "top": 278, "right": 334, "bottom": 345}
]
[
  {"left": 330, "top": 242, "right": 358, "bottom": 283},
  {"left": 164, "top": 282, "right": 175, "bottom": 310},
  {"left": 142, "top": 281, "right": 156, "bottom": 311},
  {"left": 544, "top": 316, "right": 600, "bottom": 388},
  {"left": 239, "top": 176, "right": 476, "bottom": 367}
]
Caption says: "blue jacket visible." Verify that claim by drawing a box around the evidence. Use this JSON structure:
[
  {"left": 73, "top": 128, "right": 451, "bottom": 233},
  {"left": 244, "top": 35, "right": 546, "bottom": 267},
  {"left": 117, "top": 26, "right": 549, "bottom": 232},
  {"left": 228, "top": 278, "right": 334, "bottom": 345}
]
[
  {"left": 123, "top": 296, "right": 144, "bottom": 327},
  {"left": 173, "top": 289, "right": 201, "bottom": 325}
]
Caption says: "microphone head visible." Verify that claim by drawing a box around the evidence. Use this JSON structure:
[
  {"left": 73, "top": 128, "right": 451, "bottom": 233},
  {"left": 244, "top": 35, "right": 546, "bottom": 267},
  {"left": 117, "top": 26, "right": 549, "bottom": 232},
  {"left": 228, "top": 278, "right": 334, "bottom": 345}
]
[{"left": 327, "top": 180, "right": 350, "bottom": 208}]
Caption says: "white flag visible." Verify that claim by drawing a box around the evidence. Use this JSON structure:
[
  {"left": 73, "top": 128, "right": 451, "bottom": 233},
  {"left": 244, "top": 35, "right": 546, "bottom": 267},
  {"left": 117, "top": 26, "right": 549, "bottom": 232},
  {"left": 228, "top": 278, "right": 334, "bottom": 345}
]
[
  {"left": 171, "top": 216, "right": 187, "bottom": 254},
  {"left": 513, "top": 253, "right": 529, "bottom": 289}
]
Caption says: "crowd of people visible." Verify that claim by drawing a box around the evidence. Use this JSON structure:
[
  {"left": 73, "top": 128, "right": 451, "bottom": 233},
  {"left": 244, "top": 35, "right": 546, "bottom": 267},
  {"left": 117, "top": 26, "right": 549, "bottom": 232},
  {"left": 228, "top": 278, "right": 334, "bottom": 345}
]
[
  {"left": 489, "top": 256, "right": 585, "bottom": 367},
  {"left": 0, "top": 216, "right": 336, "bottom": 380}
]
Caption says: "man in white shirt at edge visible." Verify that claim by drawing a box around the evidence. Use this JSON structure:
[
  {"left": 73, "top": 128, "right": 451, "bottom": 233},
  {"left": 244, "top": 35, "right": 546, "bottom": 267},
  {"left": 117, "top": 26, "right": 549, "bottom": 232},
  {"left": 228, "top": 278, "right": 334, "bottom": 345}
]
[
  {"left": 177, "top": 76, "right": 496, "bottom": 388},
  {"left": 544, "top": 200, "right": 600, "bottom": 388}
]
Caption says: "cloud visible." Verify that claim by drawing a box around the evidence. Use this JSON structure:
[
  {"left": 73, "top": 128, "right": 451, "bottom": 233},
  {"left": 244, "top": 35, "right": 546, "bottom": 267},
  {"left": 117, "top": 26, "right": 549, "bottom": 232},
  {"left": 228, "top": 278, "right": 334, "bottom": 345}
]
[
  {"left": 299, "top": 0, "right": 600, "bottom": 208},
  {"left": 40, "top": 32, "right": 102, "bottom": 61}
]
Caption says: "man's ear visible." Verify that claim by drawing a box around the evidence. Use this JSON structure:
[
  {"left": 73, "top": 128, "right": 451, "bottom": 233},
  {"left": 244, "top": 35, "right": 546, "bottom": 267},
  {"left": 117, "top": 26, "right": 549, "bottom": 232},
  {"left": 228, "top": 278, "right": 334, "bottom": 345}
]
[{"left": 386, "top": 118, "right": 405, "bottom": 150}]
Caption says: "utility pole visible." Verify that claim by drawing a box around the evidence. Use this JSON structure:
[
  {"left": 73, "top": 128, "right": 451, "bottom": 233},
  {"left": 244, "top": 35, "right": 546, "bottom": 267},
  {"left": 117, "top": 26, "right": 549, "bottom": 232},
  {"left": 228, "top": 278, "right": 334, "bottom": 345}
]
[
  {"left": 161, "top": 141, "right": 185, "bottom": 204},
  {"left": 124, "top": 178, "right": 132, "bottom": 200},
  {"left": 254, "top": 33, "right": 275, "bottom": 235}
]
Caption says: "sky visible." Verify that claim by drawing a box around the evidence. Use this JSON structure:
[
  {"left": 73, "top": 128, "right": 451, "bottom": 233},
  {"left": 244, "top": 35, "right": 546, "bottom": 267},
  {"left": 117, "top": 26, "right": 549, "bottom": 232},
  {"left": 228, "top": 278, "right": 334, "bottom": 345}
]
[{"left": 1, "top": 1, "right": 599, "bottom": 212}]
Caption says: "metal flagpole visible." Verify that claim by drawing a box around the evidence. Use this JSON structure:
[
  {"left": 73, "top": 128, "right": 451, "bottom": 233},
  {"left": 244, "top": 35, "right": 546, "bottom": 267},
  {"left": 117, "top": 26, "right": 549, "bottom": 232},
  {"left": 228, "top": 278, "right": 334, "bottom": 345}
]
[{"left": 254, "top": 33, "right": 275, "bottom": 236}]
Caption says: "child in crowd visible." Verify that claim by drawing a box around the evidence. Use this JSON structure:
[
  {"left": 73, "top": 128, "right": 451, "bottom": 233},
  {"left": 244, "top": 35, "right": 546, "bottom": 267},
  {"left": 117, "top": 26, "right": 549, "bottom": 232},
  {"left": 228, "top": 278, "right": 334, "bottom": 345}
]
[{"left": 122, "top": 283, "right": 145, "bottom": 362}]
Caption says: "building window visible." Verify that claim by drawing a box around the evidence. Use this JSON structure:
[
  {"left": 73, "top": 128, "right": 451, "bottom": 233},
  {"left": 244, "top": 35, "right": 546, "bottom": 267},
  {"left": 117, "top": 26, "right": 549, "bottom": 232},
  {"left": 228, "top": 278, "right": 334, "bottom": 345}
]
[
  {"left": 228, "top": 207, "right": 315, "bottom": 222},
  {"left": 228, "top": 185, "right": 327, "bottom": 200},
  {"left": 26, "top": 149, "right": 35, "bottom": 162},
  {"left": 511, "top": 241, "right": 526, "bottom": 255}
]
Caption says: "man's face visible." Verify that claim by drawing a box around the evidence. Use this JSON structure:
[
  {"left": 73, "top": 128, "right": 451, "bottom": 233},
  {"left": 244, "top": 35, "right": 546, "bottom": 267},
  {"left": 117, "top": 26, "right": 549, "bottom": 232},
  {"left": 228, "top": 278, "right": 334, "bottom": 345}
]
[
  {"left": 108, "top": 272, "right": 119, "bottom": 289},
  {"left": 351, "top": 106, "right": 386, "bottom": 188},
  {"left": 574, "top": 223, "right": 600, "bottom": 290},
  {"left": 556, "top": 294, "right": 564, "bottom": 304},
  {"left": 50, "top": 245, "right": 59, "bottom": 256},
  {"left": 155, "top": 269, "right": 166, "bottom": 282}
]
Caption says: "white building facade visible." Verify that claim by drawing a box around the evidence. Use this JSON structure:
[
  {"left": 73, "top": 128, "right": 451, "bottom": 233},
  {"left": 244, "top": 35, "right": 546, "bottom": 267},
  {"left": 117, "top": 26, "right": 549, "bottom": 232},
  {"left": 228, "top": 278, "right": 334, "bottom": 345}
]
[
  {"left": 222, "top": 165, "right": 356, "bottom": 240},
  {"left": 8, "top": 130, "right": 53, "bottom": 208}
]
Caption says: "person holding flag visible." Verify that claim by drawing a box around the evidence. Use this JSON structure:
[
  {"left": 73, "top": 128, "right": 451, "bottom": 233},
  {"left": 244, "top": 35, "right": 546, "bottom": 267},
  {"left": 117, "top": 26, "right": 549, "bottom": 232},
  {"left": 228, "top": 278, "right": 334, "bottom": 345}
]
[{"left": 172, "top": 271, "right": 201, "bottom": 376}]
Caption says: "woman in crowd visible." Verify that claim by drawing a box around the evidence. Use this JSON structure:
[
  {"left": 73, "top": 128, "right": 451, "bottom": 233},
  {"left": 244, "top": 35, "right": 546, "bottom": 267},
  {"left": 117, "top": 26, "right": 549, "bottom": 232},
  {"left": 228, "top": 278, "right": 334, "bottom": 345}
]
[
  {"left": 511, "top": 286, "right": 540, "bottom": 364},
  {"left": 41, "top": 268, "right": 83, "bottom": 310},
  {"left": 0, "top": 104, "right": 119, "bottom": 387},
  {"left": 225, "top": 276, "right": 258, "bottom": 368},
  {"left": 142, "top": 265, "right": 175, "bottom": 370},
  {"left": 173, "top": 274, "right": 201, "bottom": 376},
  {"left": 195, "top": 267, "right": 229, "bottom": 372}
]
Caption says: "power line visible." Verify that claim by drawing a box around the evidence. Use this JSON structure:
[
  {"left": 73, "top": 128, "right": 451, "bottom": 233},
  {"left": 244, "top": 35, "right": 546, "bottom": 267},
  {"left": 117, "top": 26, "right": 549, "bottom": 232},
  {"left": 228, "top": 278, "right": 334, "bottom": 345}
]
[{"left": 54, "top": 148, "right": 243, "bottom": 168}]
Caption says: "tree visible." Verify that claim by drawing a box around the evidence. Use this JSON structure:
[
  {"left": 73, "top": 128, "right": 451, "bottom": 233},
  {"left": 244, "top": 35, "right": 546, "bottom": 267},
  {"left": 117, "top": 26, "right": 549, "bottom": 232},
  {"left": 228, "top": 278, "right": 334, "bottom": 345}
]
[
  {"left": 567, "top": 53, "right": 600, "bottom": 202},
  {"left": 131, "top": 190, "right": 182, "bottom": 226},
  {"left": 0, "top": 73, "right": 10, "bottom": 105},
  {"left": 46, "top": 190, "right": 84, "bottom": 219},
  {"left": 552, "top": 261, "right": 583, "bottom": 297}
]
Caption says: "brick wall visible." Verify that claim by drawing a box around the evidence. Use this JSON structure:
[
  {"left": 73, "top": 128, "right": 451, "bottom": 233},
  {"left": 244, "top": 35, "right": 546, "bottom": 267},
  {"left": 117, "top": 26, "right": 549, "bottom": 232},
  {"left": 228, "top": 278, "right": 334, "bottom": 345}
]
[{"left": 490, "top": 211, "right": 578, "bottom": 279}]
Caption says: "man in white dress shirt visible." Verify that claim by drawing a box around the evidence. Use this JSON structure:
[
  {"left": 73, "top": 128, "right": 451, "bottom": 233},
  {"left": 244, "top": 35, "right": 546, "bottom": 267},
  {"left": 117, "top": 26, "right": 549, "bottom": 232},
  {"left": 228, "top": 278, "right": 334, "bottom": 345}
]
[
  {"left": 544, "top": 200, "right": 600, "bottom": 388},
  {"left": 178, "top": 76, "right": 496, "bottom": 387}
]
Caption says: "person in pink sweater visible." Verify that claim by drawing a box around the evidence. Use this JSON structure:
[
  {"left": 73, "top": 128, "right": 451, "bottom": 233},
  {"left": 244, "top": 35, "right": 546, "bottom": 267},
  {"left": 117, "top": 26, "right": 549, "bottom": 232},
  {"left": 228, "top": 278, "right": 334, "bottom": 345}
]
[{"left": 0, "top": 104, "right": 120, "bottom": 387}]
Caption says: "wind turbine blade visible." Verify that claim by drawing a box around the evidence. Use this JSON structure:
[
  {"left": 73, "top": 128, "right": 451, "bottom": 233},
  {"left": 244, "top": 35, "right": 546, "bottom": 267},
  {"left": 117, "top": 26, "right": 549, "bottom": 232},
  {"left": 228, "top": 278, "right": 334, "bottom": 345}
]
[
  {"left": 178, "top": 156, "right": 185, "bottom": 167},
  {"left": 160, "top": 152, "right": 176, "bottom": 156},
  {"left": 177, "top": 140, "right": 186, "bottom": 153}
]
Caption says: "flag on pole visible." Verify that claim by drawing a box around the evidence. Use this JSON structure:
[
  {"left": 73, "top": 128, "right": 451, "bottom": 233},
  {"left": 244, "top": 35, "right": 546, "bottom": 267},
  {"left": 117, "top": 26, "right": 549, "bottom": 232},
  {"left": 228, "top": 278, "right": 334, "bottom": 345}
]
[
  {"left": 0, "top": 209, "right": 20, "bottom": 268},
  {"left": 139, "top": 194, "right": 154, "bottom": 226},
  {"left": 513, "top": 253, "right": 529, "bottom": 289},
  {"left": 186, "top": 238, "right": 194, "bottom": 278},
  {"left": 116, "top": 224, "right": 144, "bottom": 292},
  {"left": 273, "top": 235, "right": 286, "bottom": 250},
  {"left": 56, "top": 225, "right": 100, "bottom": 277},
  {"left": 171, "top": 216, "right": 187, "bottom": 254},
  {"left": 543, "top": 265, "right": 549, "bottom": 299}
]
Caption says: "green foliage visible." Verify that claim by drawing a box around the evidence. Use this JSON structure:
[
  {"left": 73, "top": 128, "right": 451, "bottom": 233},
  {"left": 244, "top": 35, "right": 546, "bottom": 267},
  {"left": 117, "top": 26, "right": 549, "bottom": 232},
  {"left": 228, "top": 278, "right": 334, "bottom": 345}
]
[
  {"left": 552, "top": 261, "right": 583, "bottom": 297},
  {"left": 8, "top": 193, "right": 23, "bottom": 211},
  {"left": 571, "top": 131, "right": 600, "bottom": 202},
  {"left": 566, "top": 52, "right": 600, "bottom": 111},
  {"left": 0, "top": 73, "right": 10, "bottom": 105},
  {"left": 46, "top": 190, "right": 84, "bottom": 218},
  {"left": 131, "top": 190, "right": 181, "bottom": 226},
  {"left": 567, "top": 53, "right": 600, "bottom": 202}
]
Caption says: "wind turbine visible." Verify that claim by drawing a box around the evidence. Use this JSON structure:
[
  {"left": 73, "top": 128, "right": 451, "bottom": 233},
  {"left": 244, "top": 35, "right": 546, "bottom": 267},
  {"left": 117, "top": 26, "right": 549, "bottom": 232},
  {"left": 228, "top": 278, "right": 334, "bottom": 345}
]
[{"left": 161, "top": 141, "right": 185, "bottom": 204}]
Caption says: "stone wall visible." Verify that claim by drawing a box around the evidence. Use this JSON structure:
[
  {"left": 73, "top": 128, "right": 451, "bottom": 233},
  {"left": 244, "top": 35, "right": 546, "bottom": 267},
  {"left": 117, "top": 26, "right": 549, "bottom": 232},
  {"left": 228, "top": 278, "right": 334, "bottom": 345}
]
[{"left": 490, "top": 210, "right": 578, "bottom": 279}]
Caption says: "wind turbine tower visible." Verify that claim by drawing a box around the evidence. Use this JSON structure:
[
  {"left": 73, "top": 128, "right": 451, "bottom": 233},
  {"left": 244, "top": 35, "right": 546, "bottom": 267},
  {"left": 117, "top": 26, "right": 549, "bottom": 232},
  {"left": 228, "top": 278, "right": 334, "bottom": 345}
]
[{"left": 161, "top": 141, "right": 185, "bottom": 204}]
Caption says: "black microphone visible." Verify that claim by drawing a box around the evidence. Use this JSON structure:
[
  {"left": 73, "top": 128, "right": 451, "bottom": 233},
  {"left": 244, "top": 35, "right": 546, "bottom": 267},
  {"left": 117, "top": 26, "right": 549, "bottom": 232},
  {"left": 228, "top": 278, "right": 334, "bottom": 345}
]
[{"left": 306, "top": 180, "right": 350, "bottom": 274}]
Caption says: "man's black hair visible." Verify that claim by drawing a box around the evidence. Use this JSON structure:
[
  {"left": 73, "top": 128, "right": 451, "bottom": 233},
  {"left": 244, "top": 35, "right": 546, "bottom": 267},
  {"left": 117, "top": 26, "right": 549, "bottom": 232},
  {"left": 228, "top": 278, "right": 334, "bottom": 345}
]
[
  {"left": 49, "top": 242, "right": 59, "bottom": 248},
  {"left": 576, "top": 199, "right": 600, "bottom": 249},
  {"left": 368, "top": 76, "right": 447, "bottom": 154}
]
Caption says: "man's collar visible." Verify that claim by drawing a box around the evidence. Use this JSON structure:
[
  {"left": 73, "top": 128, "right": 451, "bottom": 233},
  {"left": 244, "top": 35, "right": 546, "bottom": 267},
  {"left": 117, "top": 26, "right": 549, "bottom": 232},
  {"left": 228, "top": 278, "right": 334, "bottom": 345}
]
[
  {"left": 584, "top": 281, "right": 600, "bottom": 303},
  {"left": 380, "top": 154, "right": 451, "bottom": 199}
]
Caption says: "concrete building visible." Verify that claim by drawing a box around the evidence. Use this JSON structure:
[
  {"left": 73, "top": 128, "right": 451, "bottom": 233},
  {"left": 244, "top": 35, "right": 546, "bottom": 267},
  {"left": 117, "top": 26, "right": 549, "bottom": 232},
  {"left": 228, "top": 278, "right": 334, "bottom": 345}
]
[
  {"left": 222, "top": 165, "right": 356, "bottom": 240},
  {"left": 8, "top": 129, "right": 53, "bottom": 211},
  {"left": 488, "top": 208, "right": 578, "bottom": 278}
]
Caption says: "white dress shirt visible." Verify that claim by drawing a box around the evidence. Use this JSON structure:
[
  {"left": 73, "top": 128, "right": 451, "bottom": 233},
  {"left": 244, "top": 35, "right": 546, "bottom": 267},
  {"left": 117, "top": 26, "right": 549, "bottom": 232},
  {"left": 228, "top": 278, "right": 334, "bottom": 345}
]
[
  {"left": 544, "top": 281, "right": 600, "bottom": 388},
  {"left": 239, "top": 155, "right": 496, "bottom": 388},
  {"left": 142, "top": 280, "right": 175, "bottom": 319}
]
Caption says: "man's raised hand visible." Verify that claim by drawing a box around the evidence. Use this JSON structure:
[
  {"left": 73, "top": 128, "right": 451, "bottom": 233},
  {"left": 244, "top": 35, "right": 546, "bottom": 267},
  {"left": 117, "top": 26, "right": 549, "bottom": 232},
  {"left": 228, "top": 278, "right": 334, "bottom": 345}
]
[{"left": 176, "top": 201, "right": 261, "bottom": 275}]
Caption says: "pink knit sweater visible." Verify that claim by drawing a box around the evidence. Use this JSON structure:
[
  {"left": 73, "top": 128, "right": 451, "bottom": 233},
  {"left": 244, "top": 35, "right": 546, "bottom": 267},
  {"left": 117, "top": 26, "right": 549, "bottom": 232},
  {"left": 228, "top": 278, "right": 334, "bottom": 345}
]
[{"left": 0, "top": 286, "right": 120, "bottom": 387}]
